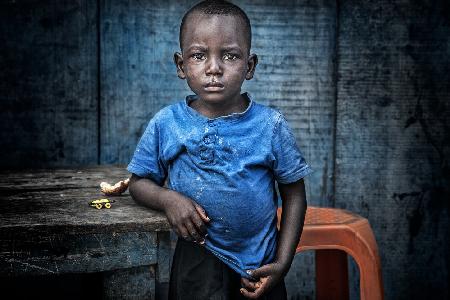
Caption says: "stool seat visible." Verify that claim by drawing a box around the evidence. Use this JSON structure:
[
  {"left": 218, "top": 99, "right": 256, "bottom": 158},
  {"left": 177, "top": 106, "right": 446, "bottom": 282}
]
[{"left": 277, "top": 206, "right": 384, "bottom": 300}]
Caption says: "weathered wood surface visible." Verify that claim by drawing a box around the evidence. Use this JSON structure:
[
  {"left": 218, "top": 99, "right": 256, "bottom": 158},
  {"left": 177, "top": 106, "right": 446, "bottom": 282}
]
[
  {"left": 0, "top": 0, "right": 98, "bottom": 167},
  {"left": 336, "top": 1, "right": 450, "bottom": 299},
  {"left": 0, "top": 166, "right": 170, "bottom": 235},
  {"left": 1, "top": 165, "right": 128, "bottom": 192},
  {"left": 0, "top": 166, "right": 171, "bottom": 298},
  {"left": 0, "top": 231, "right": 158, "bottom": 276}
]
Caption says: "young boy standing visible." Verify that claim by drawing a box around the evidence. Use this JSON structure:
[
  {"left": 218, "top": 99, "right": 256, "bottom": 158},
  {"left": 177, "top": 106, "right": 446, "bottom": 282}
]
[{"left": 127, "top": 1, "right": 312, "bottom": 299}]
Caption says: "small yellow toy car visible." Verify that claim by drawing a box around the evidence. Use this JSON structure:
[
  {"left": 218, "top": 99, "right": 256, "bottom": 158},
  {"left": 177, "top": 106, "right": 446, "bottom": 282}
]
[{"left": 89, "top": 198, "right": 114, "bottom": 209}]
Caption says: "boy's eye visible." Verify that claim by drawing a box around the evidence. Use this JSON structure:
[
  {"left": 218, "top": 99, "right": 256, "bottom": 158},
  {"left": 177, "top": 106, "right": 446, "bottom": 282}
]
[
  {"left": 223, "top": 53, "right": 239, "bottom": 61},
  {"left": 191, "top": 53, "right": 206, "bottom": 60}
]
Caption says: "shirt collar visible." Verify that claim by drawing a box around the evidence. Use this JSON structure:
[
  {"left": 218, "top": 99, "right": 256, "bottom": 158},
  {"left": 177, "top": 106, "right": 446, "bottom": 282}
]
[{"left": 184, "top": 92, "right": 254, "bottom": 122}]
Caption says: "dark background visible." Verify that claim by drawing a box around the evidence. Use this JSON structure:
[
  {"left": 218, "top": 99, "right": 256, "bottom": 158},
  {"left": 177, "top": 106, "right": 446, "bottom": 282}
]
[{"left": 1, "top": 0, "right": 449, "bottom": 299}]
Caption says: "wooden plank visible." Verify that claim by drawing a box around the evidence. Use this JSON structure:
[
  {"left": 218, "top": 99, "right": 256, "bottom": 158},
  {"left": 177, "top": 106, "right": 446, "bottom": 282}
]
[
  {"left": 0, "top": 0, "right": 98, "bottom": 167},
  {"left": 0, "top": 167, "right": 170, "bottom": 235},
  {"left": 156, "top": 232, "right": 171, "bottom": 300},
  {"left": 0, "top": 231, "right": 158, "bottom": 276},
  {"left": 0, "top": 165, "right": 130, "bottom": 192},
  {"left": 0, "top": 187, "right": 169, "bottom": 234},
  {"left": 0, "top": 167, "right": 172, "bottom": 298},
  {"left": 336, "top": 1, "right": 450, "bottom": 299},
  {"left": 156, "top": 232, "right": 171, "bottom": 283}
]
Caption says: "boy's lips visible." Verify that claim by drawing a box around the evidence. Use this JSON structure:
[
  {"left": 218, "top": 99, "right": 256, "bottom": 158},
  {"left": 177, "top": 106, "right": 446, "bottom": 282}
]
[{"left": 204, "top": 82, "right": 224, "bottom": 92}]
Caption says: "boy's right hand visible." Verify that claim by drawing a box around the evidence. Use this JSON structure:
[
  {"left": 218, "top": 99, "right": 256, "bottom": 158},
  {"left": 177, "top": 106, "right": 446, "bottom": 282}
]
[{"left": 163, "top": 191, "right": 210, "bottom": 244}]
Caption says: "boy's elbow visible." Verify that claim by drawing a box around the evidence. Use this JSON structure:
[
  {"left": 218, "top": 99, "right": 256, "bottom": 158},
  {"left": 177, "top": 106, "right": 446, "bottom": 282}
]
[
  {"left": 129, "top": 174, "right": 139, "bottom": 185},
  {"left": 128, "top": 174, "right": 141, "bottom": 199}
]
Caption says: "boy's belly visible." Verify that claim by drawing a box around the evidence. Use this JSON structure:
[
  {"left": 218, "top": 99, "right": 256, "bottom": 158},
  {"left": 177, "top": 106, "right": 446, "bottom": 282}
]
[
  {"left": 199, "top": 187, "right": 276, "bottom": 239},
  {"left": 169, "top": 169, "right": 277, "bottom": 239},
  {"left": 168, "top": 165, "right": 279, "bottom": 275}
]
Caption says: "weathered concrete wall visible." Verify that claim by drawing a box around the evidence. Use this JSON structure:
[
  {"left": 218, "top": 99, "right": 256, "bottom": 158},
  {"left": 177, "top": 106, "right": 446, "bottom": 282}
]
[
  {"left": 0, "top": 0, "right": 98, "bottom": 167},
  {"left": 99, "top": 0, "right": 192, "bottom": 165},
  {"left": 1, "top": 0, "right": 449, "bottom": 299},
  {"left": 240, "top": 2, "right": 337, "bottom": 297},
  {"left": 336, "top": 1, "right": 450, "bottom": 299}
]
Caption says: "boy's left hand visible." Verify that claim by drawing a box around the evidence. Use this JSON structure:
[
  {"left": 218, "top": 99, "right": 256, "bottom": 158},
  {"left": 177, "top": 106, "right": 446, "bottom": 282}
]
[{"left": 239, "top": 262, "right": 287, "bottom": 299}]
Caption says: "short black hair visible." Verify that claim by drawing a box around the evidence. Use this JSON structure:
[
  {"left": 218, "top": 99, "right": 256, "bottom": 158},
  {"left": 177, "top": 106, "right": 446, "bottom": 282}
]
[{"left": 179, "top": 0, "right": 252, "bottom": 51}]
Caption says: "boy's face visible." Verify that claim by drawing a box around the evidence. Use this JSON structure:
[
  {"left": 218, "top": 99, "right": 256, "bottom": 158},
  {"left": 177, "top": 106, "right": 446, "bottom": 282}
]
[{"left": 174, "top": 13, "right": 257, "bottom": 106}]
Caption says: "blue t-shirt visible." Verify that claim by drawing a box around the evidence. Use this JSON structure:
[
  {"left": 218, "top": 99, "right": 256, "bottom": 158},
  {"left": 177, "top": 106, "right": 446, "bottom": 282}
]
[{"left": 127, "top": 93, "right": 312, "bottom": 278}]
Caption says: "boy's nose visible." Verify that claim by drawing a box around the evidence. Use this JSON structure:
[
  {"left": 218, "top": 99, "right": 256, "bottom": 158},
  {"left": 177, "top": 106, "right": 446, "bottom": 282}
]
[{"left": 205, "top": 56, "right": 223, "bottom": 76}]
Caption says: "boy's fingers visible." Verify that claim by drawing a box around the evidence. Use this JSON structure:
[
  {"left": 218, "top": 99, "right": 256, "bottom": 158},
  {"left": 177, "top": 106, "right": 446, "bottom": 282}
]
[
  {"left": 240, "top": 287, "right": 263, "bottom": 299},
  {"left": 191, "top": 213, "right": 207, "bottom": 236},
  {"left": 178, "top": 225, "right": 192, "bottom": 242},
  {"left": 194, "top": 204, "right": 210, "bottom": 222},
  {"left": 185, "top": 220, "right": 203, "bottom": 243},
  {"left": 247, "top": 265, "right": 272, "bottom": 278},
  {"left": 240, "top": 278, "right": 258, "bottom": 292},
  {"left": 240, "top": 277, "right": 273, "bottom": 299}
]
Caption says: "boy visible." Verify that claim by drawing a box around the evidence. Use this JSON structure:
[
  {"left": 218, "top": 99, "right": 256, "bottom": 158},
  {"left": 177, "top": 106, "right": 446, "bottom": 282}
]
[{"left": 128, "top": 1, "right": 312, "bottom": 299}]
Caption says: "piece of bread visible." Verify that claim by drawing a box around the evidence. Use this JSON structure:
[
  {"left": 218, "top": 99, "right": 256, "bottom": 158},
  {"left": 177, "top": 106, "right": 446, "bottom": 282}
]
[{"left": 100, "top": 178, "right": 130, "bottom": 195}]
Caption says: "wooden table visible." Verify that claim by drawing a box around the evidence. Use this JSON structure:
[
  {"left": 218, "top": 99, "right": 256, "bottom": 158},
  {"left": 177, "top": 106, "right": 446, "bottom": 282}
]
[{"left": 0, "top": 166, "right": 171, "bottom": 299}]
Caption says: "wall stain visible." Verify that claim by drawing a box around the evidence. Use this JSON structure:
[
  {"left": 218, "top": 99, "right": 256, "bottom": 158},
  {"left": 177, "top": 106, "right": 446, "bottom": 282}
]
[
  {"left": 393, "top": 191, "right": 424, "bottom": 254},
  {"left": 393, "top": 186, "right": 449, "bottom": 255}
]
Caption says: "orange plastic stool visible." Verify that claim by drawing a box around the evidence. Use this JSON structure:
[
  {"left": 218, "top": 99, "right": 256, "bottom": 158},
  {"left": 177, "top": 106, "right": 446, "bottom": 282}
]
[{"left": 277, "top": 206, "right": 384, "bottom": 300}]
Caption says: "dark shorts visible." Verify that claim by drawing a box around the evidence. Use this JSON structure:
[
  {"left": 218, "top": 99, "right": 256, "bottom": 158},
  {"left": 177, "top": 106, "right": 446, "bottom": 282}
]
[{"left": 168, "top": 238, "right": 287, "bottom": 300}]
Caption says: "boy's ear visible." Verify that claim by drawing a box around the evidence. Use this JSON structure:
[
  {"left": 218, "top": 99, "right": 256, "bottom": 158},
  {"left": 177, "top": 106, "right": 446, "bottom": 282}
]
[
  {"left": 174, "top": 52, "right": 186, "bottom": 79},
  {"left": 245, "top": 53, "right": 258, "bottom": 80}
]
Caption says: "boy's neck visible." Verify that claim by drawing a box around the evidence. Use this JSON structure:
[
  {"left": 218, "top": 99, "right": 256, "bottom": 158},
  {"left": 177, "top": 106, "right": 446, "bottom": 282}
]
[{"left": 190, "top": 94, "right": 249, "bottom": 119}]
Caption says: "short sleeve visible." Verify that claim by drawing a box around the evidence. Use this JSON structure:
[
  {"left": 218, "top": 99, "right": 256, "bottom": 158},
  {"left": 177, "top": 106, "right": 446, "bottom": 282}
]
[
  {"left": 127, "top": 117, "right": 167, "bottom": 185},
  {"left": 271, "top": 114, "right": 312, "bottom": 184}
]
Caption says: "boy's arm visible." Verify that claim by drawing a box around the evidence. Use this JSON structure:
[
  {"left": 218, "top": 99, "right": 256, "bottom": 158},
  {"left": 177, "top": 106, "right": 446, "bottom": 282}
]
[
  {"left": 129, "top": 174, "right": 209, "bottom": 243},
  {"left": 240, "top": 178, "right": 307, "bottom": 299}
]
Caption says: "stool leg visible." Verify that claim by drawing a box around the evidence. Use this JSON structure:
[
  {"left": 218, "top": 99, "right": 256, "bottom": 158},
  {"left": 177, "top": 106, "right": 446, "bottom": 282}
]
[
  {"left": 315, "top": 249, "right": 349, "bottom": 300},
  {"left": 352, "top": 223, "right": 384, "bottom": 300}
]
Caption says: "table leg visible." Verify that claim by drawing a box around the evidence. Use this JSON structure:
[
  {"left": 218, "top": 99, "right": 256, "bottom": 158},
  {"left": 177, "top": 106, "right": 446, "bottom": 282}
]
[
  {"left": 156, "top": 231, "right": 171, "bottom": 300},
  {"left": 102, "top": 265, "right": 155, "bottom": 299},
  {"left": 315, "top": 249, "right": 349, "bottom": 300}
]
